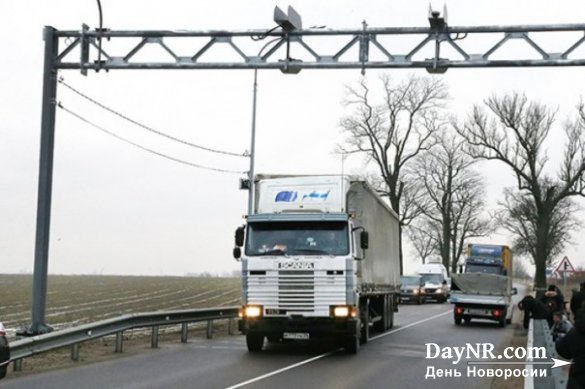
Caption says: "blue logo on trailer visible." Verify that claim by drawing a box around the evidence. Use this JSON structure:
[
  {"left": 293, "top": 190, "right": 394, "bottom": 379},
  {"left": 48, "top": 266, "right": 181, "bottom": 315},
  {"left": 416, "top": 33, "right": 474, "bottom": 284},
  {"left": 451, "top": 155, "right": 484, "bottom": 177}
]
[
  {"left": 275, "top": 191, "right": 298, "bottom": 202},
  {"left": 469, "top": 245, "right": 503, "bottom": 257},
  {"left": 302, "top": 190, "right": 330, "bottom": 200}
]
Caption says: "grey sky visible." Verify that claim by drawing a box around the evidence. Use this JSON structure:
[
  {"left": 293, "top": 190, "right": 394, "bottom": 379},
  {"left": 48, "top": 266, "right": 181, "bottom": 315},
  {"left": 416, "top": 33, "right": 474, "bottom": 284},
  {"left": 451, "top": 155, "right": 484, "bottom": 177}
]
[{"left": 1, "top": 0, "right": 584, "bottom": 276}]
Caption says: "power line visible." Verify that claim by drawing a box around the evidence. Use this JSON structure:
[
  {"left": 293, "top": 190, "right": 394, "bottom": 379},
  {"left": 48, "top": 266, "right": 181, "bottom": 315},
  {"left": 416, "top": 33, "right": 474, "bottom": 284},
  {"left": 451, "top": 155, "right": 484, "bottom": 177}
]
[
  {"left": 58, "top": 77, "right": 248, "bottom": 158},
  {"left": 58, "top": 102, "right": 246, "bottom": 174}
]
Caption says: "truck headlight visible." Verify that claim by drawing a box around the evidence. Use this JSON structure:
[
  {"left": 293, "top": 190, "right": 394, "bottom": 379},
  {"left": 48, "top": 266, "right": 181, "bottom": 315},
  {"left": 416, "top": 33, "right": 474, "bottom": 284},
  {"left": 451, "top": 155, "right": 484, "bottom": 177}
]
[
  {"left": 242, "top": 305, "right": 263, "bottom": 318},
  {"left": 436, "top": 288, "right": 443, "bottom": 294},
  {"left": 412, "top": 289, "right": 419, "bottom": 295},
  {"left": 331, "top": 305, "right": 357, "bottom": 318}
]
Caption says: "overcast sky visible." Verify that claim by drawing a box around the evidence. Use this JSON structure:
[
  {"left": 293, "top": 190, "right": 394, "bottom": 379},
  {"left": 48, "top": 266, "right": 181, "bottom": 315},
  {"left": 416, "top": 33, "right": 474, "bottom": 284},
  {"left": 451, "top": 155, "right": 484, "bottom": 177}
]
[{"left": 1, "top": 0, "right": 584, "bottom": 277}]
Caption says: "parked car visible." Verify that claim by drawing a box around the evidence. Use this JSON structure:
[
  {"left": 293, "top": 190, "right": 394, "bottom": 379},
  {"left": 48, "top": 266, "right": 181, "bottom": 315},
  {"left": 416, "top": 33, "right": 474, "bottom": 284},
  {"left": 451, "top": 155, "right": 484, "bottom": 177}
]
[
  {"left": 399, "top": 275, "right": 425, "bottom": 304},
  {"left": 0, "top": 322, "right": 9, "bottom": 379}
]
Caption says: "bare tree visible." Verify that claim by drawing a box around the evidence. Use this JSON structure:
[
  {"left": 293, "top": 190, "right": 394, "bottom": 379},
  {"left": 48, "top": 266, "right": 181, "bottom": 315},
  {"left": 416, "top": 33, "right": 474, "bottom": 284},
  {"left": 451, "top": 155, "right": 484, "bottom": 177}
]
[
  {"left": 339, "top": 74, "right": 449, "bottom": 274},
  {"left": 407, "top": 221, "right": 439, "bottom": 265},
  {"left": 456, "top": 92, "right": 585, "bottom": 292},
  {"left": 410, "top": 131, "right": 491, "bottom": 274}
]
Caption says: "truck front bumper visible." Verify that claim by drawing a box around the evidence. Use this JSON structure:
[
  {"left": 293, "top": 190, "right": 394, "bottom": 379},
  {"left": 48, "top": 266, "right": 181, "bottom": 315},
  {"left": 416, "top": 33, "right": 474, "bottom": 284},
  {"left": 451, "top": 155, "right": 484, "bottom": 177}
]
[{"left": 239, "top": 317, "right": 359, "bottom": 339}]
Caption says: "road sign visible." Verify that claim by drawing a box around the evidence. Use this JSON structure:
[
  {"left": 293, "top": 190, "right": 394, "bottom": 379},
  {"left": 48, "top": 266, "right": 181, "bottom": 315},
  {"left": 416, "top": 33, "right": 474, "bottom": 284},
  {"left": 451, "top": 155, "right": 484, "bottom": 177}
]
[{"left": 555, "top": 256, "right": 575, "bottom": 273}]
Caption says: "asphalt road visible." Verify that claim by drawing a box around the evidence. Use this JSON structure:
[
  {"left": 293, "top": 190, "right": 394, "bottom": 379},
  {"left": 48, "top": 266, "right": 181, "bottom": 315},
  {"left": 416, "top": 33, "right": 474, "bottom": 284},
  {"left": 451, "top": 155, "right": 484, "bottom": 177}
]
[{"left": 3, "top": 288, "right": 527, "bottom": 389}]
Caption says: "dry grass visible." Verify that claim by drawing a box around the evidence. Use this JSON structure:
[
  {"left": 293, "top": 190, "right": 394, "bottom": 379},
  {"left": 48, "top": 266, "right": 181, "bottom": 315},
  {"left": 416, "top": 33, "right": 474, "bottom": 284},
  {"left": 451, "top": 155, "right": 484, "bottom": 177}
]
[
  {"left": 1, "top": 274, "right": 242, "bottom": 378},
  {"left": 0, "top": 274, "right": 241, "bottom": 335}
]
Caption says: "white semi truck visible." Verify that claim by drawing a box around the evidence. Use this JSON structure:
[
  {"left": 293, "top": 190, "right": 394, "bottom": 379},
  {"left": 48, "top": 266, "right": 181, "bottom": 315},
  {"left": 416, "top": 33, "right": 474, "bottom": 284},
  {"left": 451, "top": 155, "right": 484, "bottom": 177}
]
[{"left": 233, "top": 175, "right": 401, "bottom": 353}]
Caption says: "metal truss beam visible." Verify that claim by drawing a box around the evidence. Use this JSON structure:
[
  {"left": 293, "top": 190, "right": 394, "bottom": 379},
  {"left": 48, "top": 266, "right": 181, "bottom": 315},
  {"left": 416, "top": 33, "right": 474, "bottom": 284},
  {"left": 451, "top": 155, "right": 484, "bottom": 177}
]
[{"left": 52, "top": 21, "right": 585, "bottom": 74}]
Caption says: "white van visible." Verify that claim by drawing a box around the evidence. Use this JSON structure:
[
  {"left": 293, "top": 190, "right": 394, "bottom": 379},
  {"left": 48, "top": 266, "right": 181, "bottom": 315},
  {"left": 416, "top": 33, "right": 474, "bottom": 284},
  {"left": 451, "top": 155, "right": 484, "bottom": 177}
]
[{"left": 417, "top": 263, "right": 450, "bottom": 303}]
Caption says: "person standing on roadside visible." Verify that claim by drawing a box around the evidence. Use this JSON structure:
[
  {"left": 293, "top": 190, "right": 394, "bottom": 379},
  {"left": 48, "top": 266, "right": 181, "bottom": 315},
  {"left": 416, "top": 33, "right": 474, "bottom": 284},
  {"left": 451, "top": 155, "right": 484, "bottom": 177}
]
[
  {"left": 556, "top": 308, "right": 585, "bottom": 389},
  {"left": 570, "top": 282, "right": 585, "bottom": 319}
]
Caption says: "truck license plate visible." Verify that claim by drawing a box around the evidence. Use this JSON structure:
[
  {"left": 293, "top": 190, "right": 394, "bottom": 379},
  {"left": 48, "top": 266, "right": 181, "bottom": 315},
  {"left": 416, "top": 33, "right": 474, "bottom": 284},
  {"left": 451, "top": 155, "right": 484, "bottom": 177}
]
[
  {"left": 283, "top": 332, "right": 310, "bottom": 340},
  {"left": 468, "top": 309, "right": 488, "bottom": 315}
]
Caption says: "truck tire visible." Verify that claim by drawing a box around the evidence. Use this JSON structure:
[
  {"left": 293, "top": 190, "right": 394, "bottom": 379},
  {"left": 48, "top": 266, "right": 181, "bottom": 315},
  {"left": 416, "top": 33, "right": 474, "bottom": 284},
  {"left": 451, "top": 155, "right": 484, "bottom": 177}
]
[
  {"left": 499, "top": 316, "right": 506, "bottom": 328},
  {"left": 344, "top": 335, "right": 359, "bottom": 354},
  {"left": 360, "top": 299, "right": 369, "bottom": 344},
  {"left": 454, "top": 315, "right": 462, "bottom": 326},
  {"left": 387, "top": 297, "right": 394, "bottom": 329},
  {"left": 246, "top": 333, "right": 264, "bottom": 352}
]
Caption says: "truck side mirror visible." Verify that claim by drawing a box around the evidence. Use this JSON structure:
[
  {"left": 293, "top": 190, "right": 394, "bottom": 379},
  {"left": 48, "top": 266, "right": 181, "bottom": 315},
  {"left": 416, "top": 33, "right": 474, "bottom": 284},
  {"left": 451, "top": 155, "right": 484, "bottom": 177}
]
[
  {"left": 360, "top": 231, "right": 369, "bottom": 250},
  {"left": 233, "top": 247, "right": 242, "bottom": 260},
  {"left": 235, "top": 226, "right": 245, "bottom": 247}
]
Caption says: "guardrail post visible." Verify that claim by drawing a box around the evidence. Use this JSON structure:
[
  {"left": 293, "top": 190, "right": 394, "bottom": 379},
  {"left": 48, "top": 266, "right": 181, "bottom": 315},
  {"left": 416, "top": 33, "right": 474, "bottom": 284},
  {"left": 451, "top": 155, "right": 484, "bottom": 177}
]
[
  {"left": 181, "top": 323, "right": 188, "bottom": 343},
  {"left": 228, "top": 318, "right": 235, "bottom": 335},
  {"left": 70, "top": 343, "right": 80, "bottom": 361},
  {"left": 115, "top": 331, "right": 124, "bottom": 353},
  {"left": 13, "top": 359, "right": 23, "bottom": 372},
  {"left": 207, "top": 320, "right": 214, "bottom": 339},
  {"left": 151, "top": 325, "right": 159, "bottom": 348}
]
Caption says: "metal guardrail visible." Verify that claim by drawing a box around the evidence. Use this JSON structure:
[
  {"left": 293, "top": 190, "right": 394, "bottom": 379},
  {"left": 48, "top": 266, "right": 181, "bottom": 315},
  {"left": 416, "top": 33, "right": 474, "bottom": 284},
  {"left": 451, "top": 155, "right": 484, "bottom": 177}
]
[
  {"left": 525, "top": 319, "right": 568, "bottom": 389},
  {"left": 7, "top": 307, "right": 239, "bottom": 372}
]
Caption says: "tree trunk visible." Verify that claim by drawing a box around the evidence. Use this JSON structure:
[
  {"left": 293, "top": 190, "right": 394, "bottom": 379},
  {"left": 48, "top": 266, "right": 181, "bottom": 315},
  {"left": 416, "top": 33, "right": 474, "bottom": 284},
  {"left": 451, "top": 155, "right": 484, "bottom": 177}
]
[{"left": 533, "top": 217, "right": 550, "bottom": 298}]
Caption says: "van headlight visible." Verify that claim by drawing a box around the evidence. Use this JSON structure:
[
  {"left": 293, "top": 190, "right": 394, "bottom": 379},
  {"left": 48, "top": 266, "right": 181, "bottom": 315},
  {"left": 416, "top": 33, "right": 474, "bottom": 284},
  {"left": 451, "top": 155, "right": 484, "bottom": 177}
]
[{"left": 240, "top": 305, "right": 263, "bottom": 318}]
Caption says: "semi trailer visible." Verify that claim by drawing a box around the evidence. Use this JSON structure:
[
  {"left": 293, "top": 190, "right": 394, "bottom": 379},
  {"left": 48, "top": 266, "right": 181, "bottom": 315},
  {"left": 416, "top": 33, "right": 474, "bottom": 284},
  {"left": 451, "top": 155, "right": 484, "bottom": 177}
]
[{"left": 233, "top": 175, "right": 401, "bottom": 353}]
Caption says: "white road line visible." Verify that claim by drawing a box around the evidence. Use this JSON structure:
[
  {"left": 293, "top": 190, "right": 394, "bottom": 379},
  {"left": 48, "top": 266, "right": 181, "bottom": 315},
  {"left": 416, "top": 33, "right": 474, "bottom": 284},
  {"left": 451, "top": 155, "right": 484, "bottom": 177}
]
[
  {"left": 225, "top": 308, "right": 452, "bottom": 389},
  {"left": 369, "top": 309, "right": 452, "bottom": 341}
]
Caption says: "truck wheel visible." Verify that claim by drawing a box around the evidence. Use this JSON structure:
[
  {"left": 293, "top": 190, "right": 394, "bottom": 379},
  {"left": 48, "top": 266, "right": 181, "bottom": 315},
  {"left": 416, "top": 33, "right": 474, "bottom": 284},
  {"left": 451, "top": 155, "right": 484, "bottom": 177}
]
[
  {"left": 499, "top": 316, "right": 506, "bottom": 328},
  {"left": 387, "top": 298, "right": 394, "bottom": 329},
  {"left": 359, "top": 298, "right": 370, "bottom": 343},
  {"left": 344, "top": 336, "right": 359, "bottom": 354},
  {"left": 246, "top": 333, "right": 264, "bottom": 352},
  {"left": 454, "top": 315, "right": 462, "bottom": 326}
]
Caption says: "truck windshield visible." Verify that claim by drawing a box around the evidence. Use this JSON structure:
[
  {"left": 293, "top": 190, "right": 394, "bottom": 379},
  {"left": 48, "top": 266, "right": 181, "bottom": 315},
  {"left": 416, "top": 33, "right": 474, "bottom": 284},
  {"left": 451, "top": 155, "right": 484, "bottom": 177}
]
[
  {"left": 245, "top": 221, "right": 349, "bottom": 256},
  {"left": 465, "top": 264, "right": 504, "bottom": 275}
]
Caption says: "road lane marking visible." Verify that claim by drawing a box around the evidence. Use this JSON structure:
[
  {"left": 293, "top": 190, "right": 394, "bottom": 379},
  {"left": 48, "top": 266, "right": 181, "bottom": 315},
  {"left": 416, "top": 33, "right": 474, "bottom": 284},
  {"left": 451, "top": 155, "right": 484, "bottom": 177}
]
[
  {"left": 370, "top": 309, "right": 452, "bottom": 341},
  {"left": 225, "top": 308, "right": 452, "bottom": 389}
]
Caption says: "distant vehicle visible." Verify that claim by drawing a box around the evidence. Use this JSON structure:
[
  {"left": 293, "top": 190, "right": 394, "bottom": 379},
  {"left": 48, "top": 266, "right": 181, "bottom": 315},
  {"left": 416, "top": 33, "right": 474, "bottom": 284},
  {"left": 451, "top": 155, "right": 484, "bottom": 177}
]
[
  {"left": 399, "top": 275, "right": 425, "bottom": 304},
  {"left": 450, "top": 244, "right": 517, "bottom": 327},
  {"left": 234, "top": 175, "right": 401, "bottom": 354},
  {"left": 0, "top": 322, "right": 9, "bottom": 379},
  {"left": 417, "top": 263, "right": 449, "bottom": 303}
]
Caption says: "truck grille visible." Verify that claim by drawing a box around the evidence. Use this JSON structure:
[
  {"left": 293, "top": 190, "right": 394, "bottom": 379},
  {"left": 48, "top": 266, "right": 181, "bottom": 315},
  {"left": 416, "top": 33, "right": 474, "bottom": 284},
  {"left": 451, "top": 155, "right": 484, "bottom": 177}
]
[
  {"left": 245, "top": 269, "right": 346, "bottom": 315},
  {"left": 278, "top": 270, "right": 315, "bottom": 311}
]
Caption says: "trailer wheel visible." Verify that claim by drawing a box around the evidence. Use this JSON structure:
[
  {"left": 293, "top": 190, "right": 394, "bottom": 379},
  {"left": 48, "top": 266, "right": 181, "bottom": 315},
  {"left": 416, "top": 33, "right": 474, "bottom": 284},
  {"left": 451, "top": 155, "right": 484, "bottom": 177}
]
[
  {"left": 387, "top": 298, "right": 394, "bottom": 329},
  {"left": 246, "top": 333, "right": 264, "bottom": 352}
]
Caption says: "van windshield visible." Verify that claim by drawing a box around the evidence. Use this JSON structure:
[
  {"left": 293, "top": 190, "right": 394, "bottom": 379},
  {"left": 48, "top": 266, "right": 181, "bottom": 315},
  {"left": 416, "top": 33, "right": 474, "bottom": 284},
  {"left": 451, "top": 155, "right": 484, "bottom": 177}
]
[
  {"left": 245, "top": 221, "right": 349, "bottom": 256},
  {"left": 420, "top": 274, "right": 443, "bottom": 284}
]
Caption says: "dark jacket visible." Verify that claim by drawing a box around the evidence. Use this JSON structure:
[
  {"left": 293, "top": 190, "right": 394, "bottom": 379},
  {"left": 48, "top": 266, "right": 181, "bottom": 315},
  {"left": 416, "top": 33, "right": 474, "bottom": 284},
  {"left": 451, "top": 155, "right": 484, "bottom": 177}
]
[
  {"left": 570, "top": 290, "right": 585, "bottom": 316},
  {"left": 518, "top": 296, "right": 549, "bottom": 329},
  {"left": 556, "top": 309, "right": 585, "bottom": 389}
]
